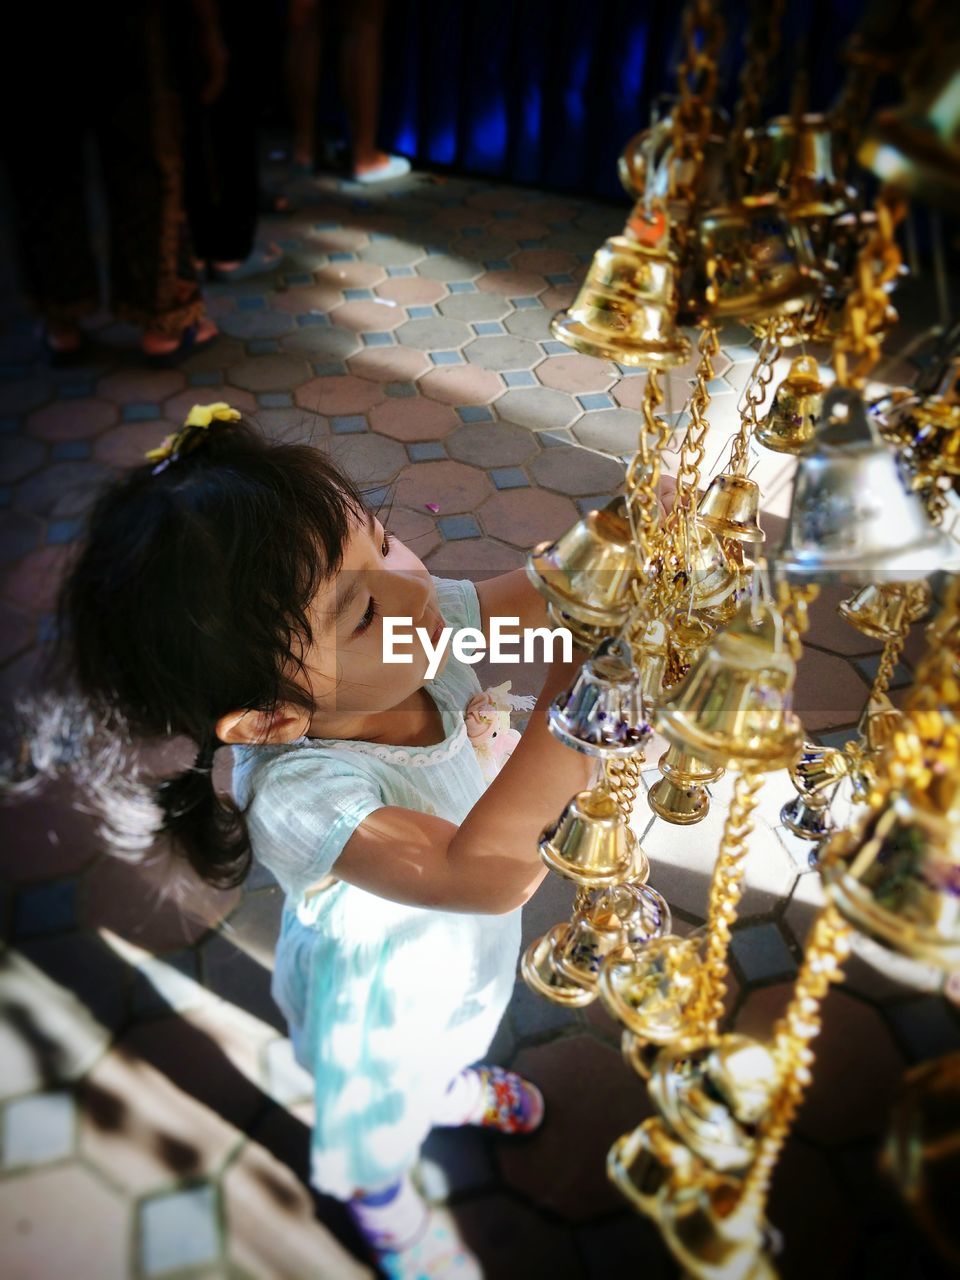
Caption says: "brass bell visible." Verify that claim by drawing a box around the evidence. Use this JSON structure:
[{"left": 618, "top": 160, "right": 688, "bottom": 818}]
[
  {"left": 747, "top": 112, "right": 849, "bottom": 220},
  {"left": 622, "top": 1029, "right": 661, "bottom": 1081},
  {"left": 679, "top": 195, "right": 821, "bottom": 324},
  {"left": 548, "top": 637, "right": 652, "bottom": 758},
  {"left": 666, "top": 514, "right": 740, "bottom": 613},
  {"left": 539, "top": 785, "right": 640, "bottom": 886},
  {"left": 697, "top": 474, "right": 765, "bottom": 545},
  {"left": 618, "top": 112, "right": 729, "bottom": 206},
  {"left": 781, "top": 792, "right": 833, "bottom": 842},
  {"left": 778, "top": 385, "right": 960, "bottom": 583},
  {"left": 902, "top": 397, "right": 960, "bottom": 480},
  {"left": 555, "top": 883, "right": 671, "bottom": 991},
  {"left": 649, "top": 1034, "right": 778, "bottom": 1172},
  {"left": 858, "top": 67, "right": 960, "bottom": 210},
  {"left": 821, "top": 787, "right": 960, "bottom": 970},
  {"left": 864, "top": 694, "right": 905, "bottom": 754},
  {"left": 790, "top": 742, "right": 848, "bottom": 796},
  {"left": 551, "top": 232, "right": 692, "bottom": 369},
  {"left": 755, "top": 355, "right": 825, "bottom": 454},
  {"left": 649, "top": 744, "right": 724, "bottom": 826},
  {"left": 839, "top": 582, "right": 932, "bottom": 641},
  {"left": 664, "top": 611, "right": 715, "bottom": 690},
  {"left": 607, "top": 1116, "right": 703, "bottom": 1219},
  {"left": 659, "top": 1175, "right": 775, "bottom": 1280},
  {"left": 546, "top": 600, "right": 617, "bottom": 653},
  {"left": 656, "top": 601, "right": 803, "bottom": 772},
  {"left": 527, "top": 499, "right": 637, "bottom": 629},
  {"left": 631, "top": 617, "right": 669, "bottom": 702},
  {"left": 521, "top": 924, "right": 597, "bottom": 1007},
  {"left": 599, "top": 935, "right": 704, "bottom": 1043}
]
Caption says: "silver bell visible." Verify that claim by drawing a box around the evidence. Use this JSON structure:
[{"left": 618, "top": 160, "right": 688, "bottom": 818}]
[
  {"left": 548, "top": 637, "right": 652, "bottom": 758},
  {"left": 778, "top": 385, "right": 960, "bottom": 583},
  {"left": 781, "top": 792, "right": 833, "bottom": 842}
]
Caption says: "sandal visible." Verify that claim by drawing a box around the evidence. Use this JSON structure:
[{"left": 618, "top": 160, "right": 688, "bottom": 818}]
[
  {"left": 206, "top": 243, "right": 284, "bottom": 284},
  {"left": 142, "top": 320, "right": 219, "bottom": 367},
  {"left": 471, "top": 1065, "right": 545, "bottom": 1135},
  {"left": 375, "top": 1207, "right": 482, "bottom": 1280}
]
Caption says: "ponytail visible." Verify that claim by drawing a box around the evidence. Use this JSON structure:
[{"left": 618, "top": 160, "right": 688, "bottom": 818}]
[{"left": 154, "top": 738, "right": 251, "bottom": 889}]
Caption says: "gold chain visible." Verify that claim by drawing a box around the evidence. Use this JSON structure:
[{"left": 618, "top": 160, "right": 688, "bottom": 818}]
[
  {"left": 668, "top": 0, "right": 725, "bottom": 209},
  {"left": 604, "top": 755, "right": 644, "bottom": 822},
  {"left": 833, "top": 193, "right": 905, "bottom": 389},
  {"left": 776, "top": 580, "right": 819, "bottom": 661},
  {"left": 672, "top": 326, "right": 720, "bottom": 511},
  {"left": 729, "top": 321, "right": 786, "bottom": 474},
  {"left": 625, "top": 369, "right": 676, "bottom": 627},
  {"left": 739, "top": 905, "right": 852, "bottom": 1212},
  {"left": 871, "top": 629, "right": 908, "bottom": 704},
  {"left": 694, "top": 769, "right": 765, "bottom": 1039},
  {"left": 730, "top": 0, "right": 787, "bottom": 176}
]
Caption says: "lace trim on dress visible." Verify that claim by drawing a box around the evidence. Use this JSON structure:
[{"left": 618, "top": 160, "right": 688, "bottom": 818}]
[{"left": 309, "top": 721, "right": 471, "bottom": 767}]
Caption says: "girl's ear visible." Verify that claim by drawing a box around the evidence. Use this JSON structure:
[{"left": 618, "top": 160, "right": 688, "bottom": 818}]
[{"left": 216, "top": 704, "right": 311, "bottom": 746}]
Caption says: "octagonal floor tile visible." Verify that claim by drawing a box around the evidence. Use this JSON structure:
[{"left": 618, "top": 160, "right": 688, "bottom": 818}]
[
  {"left": 572, "top": 408, "right": 649, "bottom": 456},
  {"left": 331, "top": 299, "right": 405, "bottom": 333},
  {"left": 478, "top": 488, "right": 579, "bottom": 547},
  {"left": 502, "top": 309, "right": 554, "bottom": 341},
  {"left": 272, "top": 283, "right": 343, "bottom": 315},
  {"left": 227, "top": 355, "right": 312, "bottom": 393},
  {"left": 395, "top": 316, "right": 473, "bottom": 351},
  {"left": 347, "top": 346, "right": 431, "bottom": 383},
  {"left": 395, "top": 459, "right": 492, "bottom": 514},
  {"left": 97, "top": 369, "right": 185, "bottom": 405},
  {"left": 512, "top": 248, "right": 580, "bottom": 276},
  {"left": 0, "top": 601, "right": 33, "bottom": 665},
  {"left": 476, "top": 269, "right": 548, "bottom": 298},
  {"left": 499, "top": 1035, "right": 651, "bottom": 1222},
  {"left": 0, "top": 1163, "right": 129, "bottom": 1279},
  {"left": 294, "top": 374, "right": 383, "bottom": 415},
  {"left": 358, "top": 239, "right": 425, "bottom": 268},
  {"left": 496, "top": 387, "right": 580, "bottom": 431},
  {"left": 316, "top": 260, "right": 387, "bottom": 290},
  {"left": 2, "top": 775, "right": 104, "bottom": 882},
  {"left": 456, "top": 1193, "right": 577, "bottom": 1279},
  {"left": 425, "top": 538, "right": 525, "bottom": 574},
  {"left": 438, "top": 292, "right": 513, "bottom": 323},
  {"left": 219, "top": 310, "right": 295, "bottom": 341},
  {"left": 419, "top": 365, "right": 503, "bottom": 405},
  {"left": 415, "top": 252, "right": 483, "bottom": 282},
  {"left": 15, "top": 459, "right": 110, "bottom": 519},
  {"left": 465, "top": 335, "right": 542, "bottom": 371},
  {"left": 375, "top": 276, "right": 447, "bottom": 306},
  {"left": 93, "top": 420, "right": 175, "bottom": 467},
  {"left": 793, "top": 647, "right": 869, "bottom": 733},
  {"left": 27, "top": 399, "right": 117, "bottom": 443},
  {"left": 385, "top": 506, "right": 441, "bottom": 559},
  {"left": 3, "top": 544, "right": 72, "bottom": 613},
  {"left": 368, "top": 397, "right": 459, "bottom": 442},
  {"left": 537, "top": 353, "right": 617, "bottom": 394},
  {"left": 448, "top": 421, "right": 539, "bottom": 468},
  {"left": 0, "top": 376, "right": 54, "bottom": 416},
  {"left": 528, "top": 445, "right": 623, "bottom": 496},
  {"left": 0, "top": 436, "right": 47, "bottom": 484}
]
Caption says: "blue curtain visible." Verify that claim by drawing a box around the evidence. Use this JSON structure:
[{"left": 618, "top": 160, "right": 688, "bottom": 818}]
[{"left": 377, "top": 0, "right": 871, "bottom": 201}]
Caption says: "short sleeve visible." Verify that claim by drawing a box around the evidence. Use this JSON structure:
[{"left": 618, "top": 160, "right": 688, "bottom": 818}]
[
  {"left": 432, "top": 575, "right": 482, "bottom": 634},
  {"left": 244, "top": 754, "right": 383, "bottom": 900}
]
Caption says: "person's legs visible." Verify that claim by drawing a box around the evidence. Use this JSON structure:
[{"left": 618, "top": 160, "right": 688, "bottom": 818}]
[
  {"left": 287, "top": 0, "right": 323, "bottom": 170},
  {"left": 339, "top": 0, "right": 397, "bottom": 176},
  {"left": 347, "top": 1174, "right": 481, "bottom": 1279}
]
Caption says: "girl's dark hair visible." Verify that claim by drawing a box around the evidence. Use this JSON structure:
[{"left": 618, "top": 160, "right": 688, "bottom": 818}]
[{"left": 22, "top": 417, "right": 368, "bottom": 889}]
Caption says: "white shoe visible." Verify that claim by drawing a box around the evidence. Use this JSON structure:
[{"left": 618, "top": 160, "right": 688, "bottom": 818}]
[
  {"left": 353, "top": 154, "right": 412, "bottom": 184},
  {"left": 375, "top": 1207, "right": 483, "bottom": 1279}
]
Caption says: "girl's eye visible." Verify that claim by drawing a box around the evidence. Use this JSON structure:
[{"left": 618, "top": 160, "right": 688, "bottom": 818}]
[
  {"left": 354, "top": 596, "right": 380, "bottom": 636},
  {"left": 381, "top": 530, "right": 393, "bottom": 557}
]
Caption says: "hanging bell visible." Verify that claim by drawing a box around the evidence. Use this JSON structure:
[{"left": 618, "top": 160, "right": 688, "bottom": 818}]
[
  {"left": 656, "top": 601, "right": 803, "bottom": 772},
  {"left": 781, "top": 792, "right": 833, "bottom": 841},
  {"left": 839, "top": 582, "right": 932, "bottom": 641},
  {"left": 697, "top": 474, "right": 765, "bottom": 545},
  {"left": 618, "top": 112, "right": 729, "bottom": 206},
  {"left": 755, "top": 355, "right": 825, "bottom": 455},
  {"left": 539, "top": 785, "right": 640, "bottom": 886},
  {"left": 821, "top": 787, "right": 960, "bottom": 970},
  {"left": 649, "top": 743, "right": 724, "bottom": 826},
  {"left": 598, "top": 934, "right": 704, "bottom": 1043},
  {"left": 902, "top": 397, "right": 960, "bottom": 480},
  {"left": 649, "top": 1035, "right": 778, "bottom": 1173},
  {"left": 858, "top": 66, "right": 960, "bottom": 211},
  {"left": 659, "top": 1174, "right": 776, "bottom": 1280},
  {"left": 864, "top": 694, "right": 905, "bottom": 754},
  {"left": 622, "top": 1029, "right": 662, "bottom": 1081},
  {"left": 608, "top": 1117, "right": 703, "bottom": 1220},
  {"left": 555, "top": 883, "right": 671, "bottom": 992},
  {"left": 778, "top": 386, "right": 960, "bottom": 583},
  {"left": 667, "top": 515, "right": 740, "bottom": 613},
  {"left": 747, "top": 113, "right": 850, "bottom": 221},
  {"left": 790, "top": 742, "right": 848, "bottom": 796},
  {"left": 546, "top": 600, "right": 617, "bottom": 653},
  {"left": 664, "top": 611, "right": 716, "bottom": 689},
  {"left": 632, "top": 617, "right": 669, "bottom": 702},
  {"left": 548, "top": 637, "right": 652, "bottom": 758},
  {"left": 527, "top": 498, "right": 637, "bottom": 629},
  {"left": 521, "top": 924, "right": 597, "bottom": 1007},
  {"left": 551, "top": 233, "right": 692, "bottom": 369},
  {"left": 679, "top": 195, "right": 821, "bottom": 324}
]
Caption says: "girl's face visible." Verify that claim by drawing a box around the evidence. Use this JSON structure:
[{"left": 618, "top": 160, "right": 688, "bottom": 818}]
[{"left": 300, "top": 506, "right": 447, "bottom": 734}]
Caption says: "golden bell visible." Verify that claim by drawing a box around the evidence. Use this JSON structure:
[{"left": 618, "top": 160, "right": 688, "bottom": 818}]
[
  {"left": 664, "top": 611, "right": 715, "bottom": 690},
  {"left": 747, "top": 113, "right": 849, "bottom": 220},
  {"left": 656, "top": 601, "right": 803, "bottom": 772},
  {"left": 781, "top": 792, "right": 833, "bottom": 841},
  {"left": 546, "top": 600, "right": 617, "bottom": 652},
  {"left": 618, "top": 113, "right": 729, "bottom": 205},
  {"left": 859, "top": 69, "right": 960, "bottom": 211},
  {"left": 649, "top": 744, "right": 724, "bottom": 826},
  {"left": 622, "top": 1029, "right": 661, "bottom": 1081},
  {"left": 839, "top": 582, "right": 931, "bottom": 641},
  {"left": 679, "top": 195, "right": 821, "bottom": 324},
  {"left": 882, "top": 1053, "right": 960, "bottom": 1268},
  {"left": 903, "top": 397, "right": 960, "bottom": 479},
  {"left": 864, "top": 694, "right": 905, "bottom": 754},
  {"left": 649, "top": 1034, "right": 778, "bottom": 1172},
  {"left": 778, "top": 386, "right": 960, "bottom": 583},
  {"left": 520, "top": 924, "right": 596, "bottom": 1008},
  {"left": 548, "top": 637, "right": 652, "bottom": 758},
  {"left": 821, "top": 788, "right": 960, "bottom": 970},
  {"left": 667, "top": 515, "right": 740, "bottom": 613},
  {"left": 527, "top": 499, "right": 637, "bottom": 628},
  {"left": 697, "top": 474, "right": 765, "bottom": 545},
  {"left": 556, "top": 883, "right": 671, "bottom": 991},
  {"left": 539, "top": 785, "right": 639, "bottom": 886},
  {"left": 599, "top": 935, "right": 704, "bottom": 1043},
  {"left": 659, "top": 1175, "right": 775, "bottom": 1280},
  {"left": 790, "top": 742, "right": 848, "bottom": 796},
  {"left": 632, "top": 617, "right": 669, "bottom": 702},
  {"left": 607, "top": 1117, "right": 703, "bottom": 1219},
  {"left": 551, "top": 234, "right": 692, "bottom": 369},
  {"left": 755, "top": 355, "right": 825, "bottom": 454}
]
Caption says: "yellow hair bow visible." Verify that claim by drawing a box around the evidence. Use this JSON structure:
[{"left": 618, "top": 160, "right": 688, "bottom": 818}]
[{"left": 145, "top": 402, "right": 242, "bottom": 470}]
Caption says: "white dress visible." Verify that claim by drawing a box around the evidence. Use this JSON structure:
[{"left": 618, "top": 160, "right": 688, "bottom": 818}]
[{"left": 231, "top": 577, "right": 523, "bottom": 1198}]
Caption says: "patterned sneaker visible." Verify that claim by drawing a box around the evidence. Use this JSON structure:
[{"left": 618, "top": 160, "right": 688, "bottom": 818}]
[
  {"left": 376, "top": 1207, "right": 483, "bottom": 1280},
  {"left": 470, "top": 1065, "right": 545, "bottom": 1135}
]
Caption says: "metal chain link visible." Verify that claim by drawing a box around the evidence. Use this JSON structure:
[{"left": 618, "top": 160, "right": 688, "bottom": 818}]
[
  {"left": 672, "top": 326, "right": 720, "bottom": 511},
  {"left": 730, "top": 0, "right": 787, "bottom": 183},
  {"left": 728, "top": 320, "right": 788, "bottom": 474},
  {"left": 833, "top": 192, "right": 906, "bottom": 389},
  {"left": 625, "top": 368, "right": 675, "bottom": 626},
  {"left": 668, "top": 0, "right": 726, "bottom": 209}
]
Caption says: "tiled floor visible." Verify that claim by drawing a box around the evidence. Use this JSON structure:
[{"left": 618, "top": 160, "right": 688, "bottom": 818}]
[{"left": 1, "top": 162, "right": 959, "bottom": 1280}]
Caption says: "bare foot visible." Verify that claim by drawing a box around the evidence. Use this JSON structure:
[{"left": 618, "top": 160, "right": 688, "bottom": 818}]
[
  {"left": 141, "top": 316, "right": 218, "bottom": 357},
  {"left": 352, "top": 150, "right": 393, "bottom": 177}
]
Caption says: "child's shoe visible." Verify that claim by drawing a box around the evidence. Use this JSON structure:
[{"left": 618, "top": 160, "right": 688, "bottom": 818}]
[
  {"left": 375, "top": 1207, "right": 483, "bottom": 1280},
  {"left": 433, "top": 1065, "right": 545, "bottom": 1134}
]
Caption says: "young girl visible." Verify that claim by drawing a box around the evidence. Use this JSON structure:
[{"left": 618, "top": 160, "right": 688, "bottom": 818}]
[{"left": 31, "top": 405, "right": 594, "bottom": 1277}]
